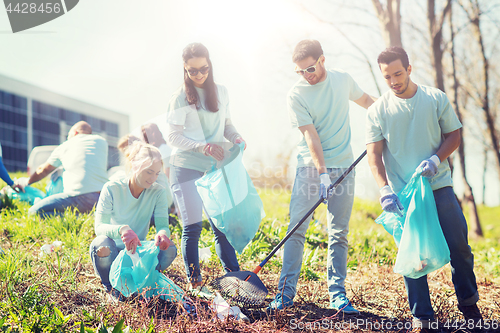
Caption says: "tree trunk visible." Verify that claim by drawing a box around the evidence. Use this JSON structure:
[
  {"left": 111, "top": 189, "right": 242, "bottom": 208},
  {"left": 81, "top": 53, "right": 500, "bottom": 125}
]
[
  {"left": 450, "top": 3, "right": 482, "bottom": 238},
  {"left": 371, "top": 0, "right": 402, "bottom": 47},
  {"left": 469, "top": 7, "right": 500, "bottom": 180},
  {"left": 482, "top": 147, "right": 487, "bottom": 205},
  {"left": 427, "top": 0, "right": 451, "bottom": 91}
]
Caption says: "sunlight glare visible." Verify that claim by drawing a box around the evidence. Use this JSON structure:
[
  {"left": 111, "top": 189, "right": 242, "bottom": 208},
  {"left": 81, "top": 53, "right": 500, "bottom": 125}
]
[{"left": 190, "top": 0, "right": 303, "bottom": 60}]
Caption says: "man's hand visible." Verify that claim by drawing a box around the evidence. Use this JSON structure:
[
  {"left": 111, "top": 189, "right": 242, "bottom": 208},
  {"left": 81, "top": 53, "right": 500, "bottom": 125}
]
[
  {"left": 319, "top": 173, "right": 333, "bottom": 204},
  {"left": 380, "top": 185, "right": 404, "bottom": 217},
  {"left": 14, "top": 177, "right": 29, "bottom": 193},
  {"left": 154, "top": 232, "right": 171, "bottom": 251},
  {"left": 120, "top": 226, "right": 142, "bottom": 254},
  {"left": 418, "top": 155, "right": 440, "bottom": 178},
  {"left": 203, "top": 143, "right": 225, "bottom": 161}
]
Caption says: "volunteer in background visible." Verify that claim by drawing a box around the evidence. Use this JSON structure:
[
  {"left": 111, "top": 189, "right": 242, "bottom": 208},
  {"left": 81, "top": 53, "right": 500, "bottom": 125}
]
[{"left": 16, "top": 121, "right": 108, "bottom": 217}]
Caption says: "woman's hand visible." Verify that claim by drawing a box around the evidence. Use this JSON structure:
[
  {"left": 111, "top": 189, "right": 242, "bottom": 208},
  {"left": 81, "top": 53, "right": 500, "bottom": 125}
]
[
  {"left": 120, "top": 226, "right": 142, "bottom": 254},
  {"left": 154, "top": 232, "right": 172, "bottom": 251},
  {"left": 203, "top": 143, "right": 225, "bottom": 161},
  {"left": 235, "top": 137, "right": 247, "bottom": 150}
]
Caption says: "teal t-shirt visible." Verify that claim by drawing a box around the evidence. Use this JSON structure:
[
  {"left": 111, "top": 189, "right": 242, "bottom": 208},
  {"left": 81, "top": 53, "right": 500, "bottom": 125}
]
[
  {"left": 94, "top": 178, "right": 170, "bottom": 247},
  {"left": 288, "top": 69, "right": 364, "bottom": 168},
  {"left": 46, "top": 134, "right": 108, "bottom": 195},
  {"left": 366, "top": 84, "right": 462, "bottom": 193},
  {"left": 167, "top": 84, "right": 230, "bottom": 172}
]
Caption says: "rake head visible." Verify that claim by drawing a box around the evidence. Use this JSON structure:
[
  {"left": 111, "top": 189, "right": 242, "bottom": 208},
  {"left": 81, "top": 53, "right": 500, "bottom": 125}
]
[{"left": 210, "top": 271, "right": 268, "bottom": 307}]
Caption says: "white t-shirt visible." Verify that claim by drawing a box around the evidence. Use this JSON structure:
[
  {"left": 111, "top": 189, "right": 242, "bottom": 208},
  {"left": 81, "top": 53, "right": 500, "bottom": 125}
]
[
  {"left": 366, "top": 84, "right": 462, "bottom": 193},
  {"left": 288, "top": 69, "right": 364, "bottom": 168},
  {"left": 94, "top": 177, "right": 170, "bottom": 247},
  {"left": 47, "top": 134, "right": 109, "bottom": 195},
  {"left": 167, "top": 84, "right": 231, "bottom": 172}
]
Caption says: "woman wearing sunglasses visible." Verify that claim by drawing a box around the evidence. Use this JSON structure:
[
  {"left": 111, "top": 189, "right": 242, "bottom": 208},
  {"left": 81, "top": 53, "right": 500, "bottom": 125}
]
[{"left": 166, "top": 42, "right": 245, "bottom": 296}]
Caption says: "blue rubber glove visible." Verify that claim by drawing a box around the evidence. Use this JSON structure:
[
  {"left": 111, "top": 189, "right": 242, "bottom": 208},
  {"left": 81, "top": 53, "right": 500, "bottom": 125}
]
[
  {"left": 418, "top": 155, "right": 440, "bottom": 178},
  {"left": 319, "top": 173, "right": 333, "bottom": 204},
  {"left": 380, "top": 185, "right": 404, "bottom": 217}
]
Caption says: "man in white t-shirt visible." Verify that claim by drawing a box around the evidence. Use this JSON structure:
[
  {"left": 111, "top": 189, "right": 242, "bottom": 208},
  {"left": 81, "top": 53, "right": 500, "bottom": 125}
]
[
  {"left": 268, "top": 40, "right": 376, "bottom": 313},
  {"left": 19, "top": 121, "right": 109, "bottom": 217},
  {"left": 366, "top": 46, "right": 482, "bottom": 331}
]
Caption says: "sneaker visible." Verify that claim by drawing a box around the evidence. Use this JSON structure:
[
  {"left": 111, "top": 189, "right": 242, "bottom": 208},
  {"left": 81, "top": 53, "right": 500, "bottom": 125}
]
[
  {"left": 411, "top": 318, "right": 440, "bottom": 333},
  {"left": 330, "top": 294, "right": 359, "bottom": 315},
  {"left": 458, "top": 304, "right": 483, "bottom": 332},
  {"left": 183, "top": 300, "right": 197, "bottom": 317},
  {"left": 106, "top": 288, "right": 125, "bottom": 303},
  {"left": 458, "top": 303, "right": 482, "bottom": 321},
  {"left": 266, "top": 293, "right": 294, "bottom": 311},
  {"left": 236, "top": 311, "right": 250, "bottom": 322},
  {"left": 189, "top": 285, "right": 215, "bottom": 300}
]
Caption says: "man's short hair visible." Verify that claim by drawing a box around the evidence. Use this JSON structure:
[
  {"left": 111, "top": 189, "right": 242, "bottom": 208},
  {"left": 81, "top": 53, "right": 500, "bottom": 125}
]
[
  {"left": 377, "top": 46, "right": 410, "bottom": 69},
  {"left": 292, "top": 40, "right": 323, "bottom": 63},
  {"left": 71, "top": 121, "right": 92, "bottom": 135}
]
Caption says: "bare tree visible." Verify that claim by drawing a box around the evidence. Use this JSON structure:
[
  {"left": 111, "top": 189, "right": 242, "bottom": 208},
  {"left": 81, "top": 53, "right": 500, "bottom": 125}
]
[
  {"left": 482, "top": 147, "right": 488, "bottom": 205},
  {"left": 449, "top": 2, "right": 483, "bottom": 237},
  {"left": 459, "top": 0, "right": 500, "bottom": 179},
  {"left": 427, "top": 0, "right": 452, "bottom": 91},
  {"left": 371, "top": 0, "right": 402, "bottom": 47},
  {"left": 299, "top": 4, "right": 383, "bottom": 95}
]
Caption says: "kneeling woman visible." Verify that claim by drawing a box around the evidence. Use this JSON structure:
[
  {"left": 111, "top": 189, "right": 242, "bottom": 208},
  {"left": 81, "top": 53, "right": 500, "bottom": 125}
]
[{"left": 89, "top": 141, "right": 177, "bottom": 294}]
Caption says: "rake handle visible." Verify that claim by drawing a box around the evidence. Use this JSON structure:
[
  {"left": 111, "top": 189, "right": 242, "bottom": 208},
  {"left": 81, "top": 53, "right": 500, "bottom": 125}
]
[{"left": 254, "top": 150, "right": 367, "bottom": 273}]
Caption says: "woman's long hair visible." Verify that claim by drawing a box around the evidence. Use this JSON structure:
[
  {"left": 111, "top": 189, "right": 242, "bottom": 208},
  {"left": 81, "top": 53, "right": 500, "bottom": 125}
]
[{"left": 182, "top": 43, "right": 219, "bottom": 112}]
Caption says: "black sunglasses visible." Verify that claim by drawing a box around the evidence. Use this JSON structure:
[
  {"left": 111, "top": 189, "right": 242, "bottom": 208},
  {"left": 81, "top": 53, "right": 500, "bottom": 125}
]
[{"left": 186, "top": 66, "right": 210, "bottom": 76}]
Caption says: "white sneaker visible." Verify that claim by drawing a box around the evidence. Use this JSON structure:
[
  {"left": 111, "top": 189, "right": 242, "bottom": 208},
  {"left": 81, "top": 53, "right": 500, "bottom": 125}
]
[{"left": 236, "top": 311, "right": 250, "bottom": 322}]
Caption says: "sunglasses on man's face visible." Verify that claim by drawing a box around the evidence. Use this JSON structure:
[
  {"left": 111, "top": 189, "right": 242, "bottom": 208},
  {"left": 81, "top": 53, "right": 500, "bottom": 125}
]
[
  {"left": 186, "top": 66, "right": 210, "bottom": 76},
  {"left": 295, "top": 58, "right": 321, "bottom": 75}
]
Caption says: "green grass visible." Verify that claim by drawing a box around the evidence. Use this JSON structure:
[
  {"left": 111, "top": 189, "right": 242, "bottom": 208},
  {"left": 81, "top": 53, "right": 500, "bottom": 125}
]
[{"left": 0, "top": 179, "right": 499, "bottom": 331}]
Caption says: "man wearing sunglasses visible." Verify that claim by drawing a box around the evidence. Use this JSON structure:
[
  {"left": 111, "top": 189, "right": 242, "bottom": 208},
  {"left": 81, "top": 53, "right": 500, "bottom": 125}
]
[{"left": 268, "top": 39, "right": 376, "bottom": 314}]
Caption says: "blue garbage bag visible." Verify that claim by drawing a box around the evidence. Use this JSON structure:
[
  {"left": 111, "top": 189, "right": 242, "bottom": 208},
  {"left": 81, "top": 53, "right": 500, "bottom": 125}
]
[
  {"left": 375, "top": 169, "right": 450, "bottom": 279},
  {"left": 196, "top": 143, "right": 265, "bottom": 254},
  {"left": 109, "top": 241, "right": 184, "bottom": 302},
  {"left": 45, "top": 168, "right": 64, "bottom": 196},
  {"left": 6, "top": 186, "right": 46, "bottom": 205}
]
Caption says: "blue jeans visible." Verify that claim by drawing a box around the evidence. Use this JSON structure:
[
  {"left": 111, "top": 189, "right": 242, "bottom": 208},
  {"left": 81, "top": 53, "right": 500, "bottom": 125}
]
[
  {"left": 89, "top": 235, "right": 177, "bottom": 291},
  {"left": 277, "top": 167, "right": 355, "bottom": 301},
  {"left": 28, "top": 191, "right": 100, "bottom": 217},
  {"left": 404, "top": 186, "right": 478, "bottom": 322},
  {"left": 170, "top": 166, "right": 240, "bottom": 283}
]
